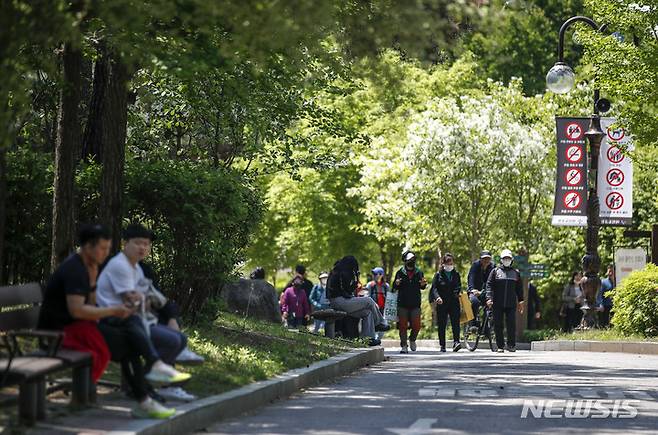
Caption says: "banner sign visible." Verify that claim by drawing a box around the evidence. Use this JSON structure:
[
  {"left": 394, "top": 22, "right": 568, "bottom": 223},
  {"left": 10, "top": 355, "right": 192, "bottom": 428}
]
[
  {"left": 598, "top": 117, "right": 633, "bottom": 226},
  {"left": 552, "top": 117, "right": 590, "bottom": 226}
]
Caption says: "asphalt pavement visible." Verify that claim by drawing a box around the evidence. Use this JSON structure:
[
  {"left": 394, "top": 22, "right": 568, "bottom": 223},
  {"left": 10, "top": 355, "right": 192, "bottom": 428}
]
[{"left": 201, "top": 348, "right": 658, "bottom": 434}]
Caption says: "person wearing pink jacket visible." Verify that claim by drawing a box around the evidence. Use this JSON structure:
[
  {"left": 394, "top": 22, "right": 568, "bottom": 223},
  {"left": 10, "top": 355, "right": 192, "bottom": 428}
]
[{"left": 282, "top": 276, "right": 311, "bottom": 329}]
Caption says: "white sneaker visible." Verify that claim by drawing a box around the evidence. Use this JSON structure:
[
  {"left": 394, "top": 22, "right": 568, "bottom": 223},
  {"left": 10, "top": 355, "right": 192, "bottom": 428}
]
[
  {"left": 157, "top": 386, "right": 197, "bottom": 402},
  {"left": 132, "top": 397, "right": 176, "bottom": 419},
  {"left": 146, "top": 360, "right": 191, "bottom": 384},
  {"left": 410, "top": 341, "right": 417, "bottom": 352},
  {"left": 175, "top": 347, "right": 205, "bottom": 365}
]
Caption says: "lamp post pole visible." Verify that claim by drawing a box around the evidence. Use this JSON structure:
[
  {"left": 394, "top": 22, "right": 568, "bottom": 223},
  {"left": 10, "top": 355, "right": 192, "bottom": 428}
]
[{"left": 548, "top": 16, "right": 608, "bottom": 326}]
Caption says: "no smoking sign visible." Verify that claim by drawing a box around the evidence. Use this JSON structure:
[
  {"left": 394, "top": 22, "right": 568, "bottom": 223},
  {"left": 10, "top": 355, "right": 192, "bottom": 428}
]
[
  {"left": 566, "top": 145, "right": 583, "bottom": 163},
  {"left": 563, "top": 192, "right": 582, "bottom": 209}
]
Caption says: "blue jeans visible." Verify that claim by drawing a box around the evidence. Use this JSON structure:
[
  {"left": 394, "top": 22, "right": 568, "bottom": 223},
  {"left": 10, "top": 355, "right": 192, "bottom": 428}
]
[{"left": 150, "top": 324, "right": 187, "bottom": 365}]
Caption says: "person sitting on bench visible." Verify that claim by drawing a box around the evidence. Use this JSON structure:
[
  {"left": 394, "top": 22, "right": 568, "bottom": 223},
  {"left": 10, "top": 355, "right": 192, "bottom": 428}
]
[
  {"left": 326, "top": 256, "right": 390, "bottom": 346},
  {"left": 97, "top": 223, "right": 194, "bottom": 403},
  {"left": 38, "top": 224, "right": 176, "bottom": 419}
]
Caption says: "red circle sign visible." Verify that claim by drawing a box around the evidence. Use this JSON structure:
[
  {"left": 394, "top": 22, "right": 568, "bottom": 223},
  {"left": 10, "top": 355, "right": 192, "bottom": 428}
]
[
  {"left": 566, "top": 123, "right": 584, "bottom": 140},
  {"left": 606, "top": 168, "right": 624, "bottom": 187},
  {"left": 565, "top": 168, "right": 583, "bottom": 186},
  {"left": 607, "top": 127, "right": 625, "bottom": 142},
  {"left": 607, "top": 146, "right": 624, "bottom": 163},
  {"left": 606, "top": 192, "right": 624, "bottom": 210},
  {"left": 563, "top": 191, "right": 582, "bottom": 209},
  {"left": 566, "top": 145, "right": 583, "bottom": 163}
]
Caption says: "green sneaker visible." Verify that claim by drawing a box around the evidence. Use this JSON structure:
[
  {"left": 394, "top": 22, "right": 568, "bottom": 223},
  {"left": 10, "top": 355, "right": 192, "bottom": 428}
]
[{"left": 132, "top": 398, "right": 176, "bottom": 419}]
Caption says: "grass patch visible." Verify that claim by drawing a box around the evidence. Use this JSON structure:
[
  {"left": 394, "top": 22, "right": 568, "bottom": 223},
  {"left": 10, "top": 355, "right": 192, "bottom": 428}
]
[
  {"left": 529, "top": 328, "right": 658, "bottom": 343},
  {"left": 179, "top": 310, "right": 365, "bottom": 397}
]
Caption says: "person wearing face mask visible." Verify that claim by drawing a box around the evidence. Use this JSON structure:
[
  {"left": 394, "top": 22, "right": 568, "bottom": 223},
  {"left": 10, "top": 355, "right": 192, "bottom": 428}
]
[
  {"left": 281, "top": 276, "right": 311, "bottom": 329},
  {"left": 429, "top": 253, "right": 462, "bottom": 352},
  {"left": 365, "top": 267, "right": 390, "bottom": 339},
  {"left": 393, "top": 251, "right": 427, "bottom": 354},
  {"left": 485, "top": 249, "right": 524, "bottom": 353},
  {"left": 309, "top": 272, "right": 331, "bottom": 333}
]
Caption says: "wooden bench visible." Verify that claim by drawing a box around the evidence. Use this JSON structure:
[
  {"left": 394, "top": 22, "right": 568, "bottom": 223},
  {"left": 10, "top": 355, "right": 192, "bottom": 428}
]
[{"left": 0, "top": 283, "right": 93, "bottom": 425}]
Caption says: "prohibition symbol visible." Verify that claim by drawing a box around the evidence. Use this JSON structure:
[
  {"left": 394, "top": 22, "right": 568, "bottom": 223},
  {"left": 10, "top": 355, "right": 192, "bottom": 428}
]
[
  {"left": 566, "top": 145, "right": 583, "bottom": 163},
  {"left": 566, "top": 123, "right": 584, "bottom": 140},
  {"left": 606, "top": 192, "right": 624, "bottom": 210},
  {"left": 563, "top": 191, "right": 582, "bottom": 209},
  {"left": 606, "top": 168, "right": 624, "bottom": 187},
  {"left": 607, "top": 127, "right": 625, "bottom": 142},
  {"left": 607, "top": 146, "right": 624, "bottom": 163},
  {"left": 565, "top": 168, "right": 582, "bottom": 186}
]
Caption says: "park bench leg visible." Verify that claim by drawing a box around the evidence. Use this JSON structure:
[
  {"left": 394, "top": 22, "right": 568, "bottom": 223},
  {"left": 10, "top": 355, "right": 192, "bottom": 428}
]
[
  {"left": 72, "top": 365, "right": 91, "bottom": 406},
  {"left": 36, "top": 378, "right": 46, "bottom": 420},
  {"left": 324, "top": 321, "right": 336, "bottom": 339},
  {"left": 19, "top": 379, "right": 39, "bottom": 426}
]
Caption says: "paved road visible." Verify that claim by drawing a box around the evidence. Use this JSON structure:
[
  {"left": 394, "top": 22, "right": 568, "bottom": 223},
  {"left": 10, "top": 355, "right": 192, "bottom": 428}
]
[{"left": 202, "top": 349, "right": 658, "bottom": 434}]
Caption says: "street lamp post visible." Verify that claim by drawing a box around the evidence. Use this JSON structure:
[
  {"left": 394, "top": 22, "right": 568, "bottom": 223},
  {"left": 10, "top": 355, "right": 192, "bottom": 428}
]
[{"left": 546, "top": 16, "right": 609, "bottom": 327}]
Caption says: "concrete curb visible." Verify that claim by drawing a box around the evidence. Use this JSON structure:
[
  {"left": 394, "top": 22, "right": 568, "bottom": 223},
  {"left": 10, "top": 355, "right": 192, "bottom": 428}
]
[
  {"left": 106, "top": 347, "right": 384, "bottom": 435},
  {"left": 381, "top": 339, "right": 531, "bottom": 351},
  {"left": 531, "top": 340, "right": 658, "bottom": 355}
]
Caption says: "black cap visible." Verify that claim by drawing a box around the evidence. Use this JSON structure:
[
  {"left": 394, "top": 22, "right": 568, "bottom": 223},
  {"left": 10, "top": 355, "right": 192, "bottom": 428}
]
[
  {"left": 295, "top": 264, "right": 306, "bottom": 275},
  {"left": 122, "top": 223, "right": 155, "bottom": 241},
  {"left": 480, "top": 250, "right": 492, "bottom": 259}
]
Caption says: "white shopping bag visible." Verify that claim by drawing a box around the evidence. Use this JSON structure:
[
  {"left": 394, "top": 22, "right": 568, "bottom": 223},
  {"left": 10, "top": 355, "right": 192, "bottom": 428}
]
[{"left": 383, "top": 291, "right": 398, "bottom": 322}]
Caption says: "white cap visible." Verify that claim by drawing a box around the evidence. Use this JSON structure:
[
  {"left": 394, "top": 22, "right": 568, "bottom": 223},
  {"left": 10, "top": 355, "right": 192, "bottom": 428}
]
[
  {"left": 500, "top": 249, "right": 513, "bottom": 259},
  {"left": 404, "top": 252, "right": 416, "bottom": 261},
  {"left": 319, "top": 272, "right": 329, "bottom": 279}
]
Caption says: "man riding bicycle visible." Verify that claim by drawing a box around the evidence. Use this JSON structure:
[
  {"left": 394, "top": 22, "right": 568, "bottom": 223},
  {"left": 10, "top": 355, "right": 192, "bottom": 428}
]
[{"left": 467, "top": 250, "right": 494, "bottom": 325}]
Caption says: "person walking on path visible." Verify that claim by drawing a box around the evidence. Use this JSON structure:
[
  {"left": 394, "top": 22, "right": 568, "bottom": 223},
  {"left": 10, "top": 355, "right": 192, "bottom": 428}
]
[
  {"left": 429, "top": 253, "right": 462, "bottom": 352},
  {"left": 393, "top": 251, "right": 427, "bottom": 354},
  {"left": 562, "top": 271, "right": 584, "bottom": 332},
  {"left": 365, "top": 267, "right": 390, "bottom": 339},
  {"left": 281, "top": 277, "right": 312, "bottom": 329},
  {"left": 486, "top": 249, "right": 524, "bottom": 353},
  {"left": 309, "top": 272, "right": 330, "bottom": 333},
  {"left": 526, "top": 280, "right": 542, "bottom": 330}
]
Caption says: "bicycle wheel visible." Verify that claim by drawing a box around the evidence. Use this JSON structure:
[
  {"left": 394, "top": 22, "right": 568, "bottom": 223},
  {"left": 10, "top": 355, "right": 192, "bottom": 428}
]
[
  {"left": 485, "top": 310, "right": 498, "bottom": 352},
  {"left": 463, "top": 320, "right": 479, "bottom": 351}
]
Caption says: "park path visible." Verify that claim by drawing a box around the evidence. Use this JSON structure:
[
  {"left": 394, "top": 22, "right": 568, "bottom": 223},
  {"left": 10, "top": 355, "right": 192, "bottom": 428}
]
[{"left": 202, "top": 349, "right": 658, "bottom": 434}]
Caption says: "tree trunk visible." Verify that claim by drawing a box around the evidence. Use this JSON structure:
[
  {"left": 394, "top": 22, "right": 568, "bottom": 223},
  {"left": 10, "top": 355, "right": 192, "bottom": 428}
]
[
  {"left": 83, "top": 44, "right": 129, "bottom": 251},
  {"left": 51, "top": 43, "right": 82, "bottom": 271}
]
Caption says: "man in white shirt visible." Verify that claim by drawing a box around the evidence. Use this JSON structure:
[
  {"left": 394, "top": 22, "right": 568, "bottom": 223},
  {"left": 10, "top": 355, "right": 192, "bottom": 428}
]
[{"left": 97, "top": 224, "right": 194, "bottom": 401}]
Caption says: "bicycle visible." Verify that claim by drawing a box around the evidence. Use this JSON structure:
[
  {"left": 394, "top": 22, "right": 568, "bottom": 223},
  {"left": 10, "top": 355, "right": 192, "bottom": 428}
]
[{"left": 462, "top": 304, "right": 497, "bottom": 352}]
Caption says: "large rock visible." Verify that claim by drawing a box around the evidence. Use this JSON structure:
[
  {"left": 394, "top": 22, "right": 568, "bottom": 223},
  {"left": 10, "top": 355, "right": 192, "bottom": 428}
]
[{"left": 221, "top": 278, "right": 281, "bottom": 323}]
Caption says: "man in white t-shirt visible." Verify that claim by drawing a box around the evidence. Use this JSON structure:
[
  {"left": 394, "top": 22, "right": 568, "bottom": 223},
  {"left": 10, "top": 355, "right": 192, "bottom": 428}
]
[{"left": 97, "top": 224, "right": 194, "bottom": 401}]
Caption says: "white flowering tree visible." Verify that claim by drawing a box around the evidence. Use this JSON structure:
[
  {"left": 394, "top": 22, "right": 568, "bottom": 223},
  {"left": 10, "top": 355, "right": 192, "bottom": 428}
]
[{"left": 402, "top": 86, "right": 553, "bottom": 261}]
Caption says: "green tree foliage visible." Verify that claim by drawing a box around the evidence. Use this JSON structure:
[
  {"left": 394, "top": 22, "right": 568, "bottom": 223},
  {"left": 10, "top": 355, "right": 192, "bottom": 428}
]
[
  {"left": 583, "top": 0, "right": 658, "bottom": 148},
  {"left": 610, "top": 264, "right": 658, "bottom": 336}
]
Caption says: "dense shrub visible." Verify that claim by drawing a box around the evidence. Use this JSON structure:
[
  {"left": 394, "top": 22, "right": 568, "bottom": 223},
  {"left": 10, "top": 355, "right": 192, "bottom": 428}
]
[
  {"left": 123, "top": 159, "right": 263, "bottom": 315},
  {"left": 3, "top": 149, "right": 52, "bottom": 283},
  {"left": 611, "top": 264, "right": 658, "bottom": 337}
]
